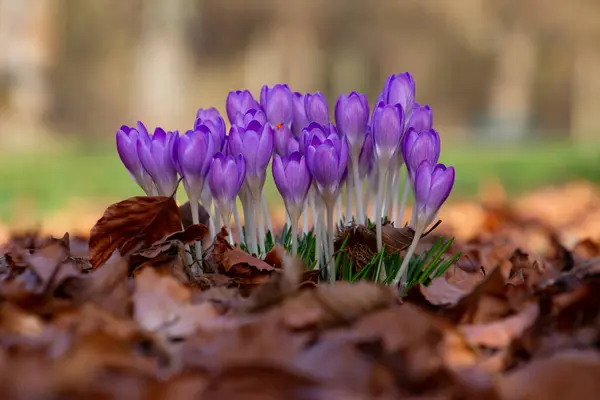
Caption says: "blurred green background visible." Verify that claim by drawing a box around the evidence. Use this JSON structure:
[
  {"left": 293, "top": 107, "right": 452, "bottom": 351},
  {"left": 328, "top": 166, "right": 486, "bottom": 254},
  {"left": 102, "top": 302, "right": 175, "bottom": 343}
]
[{"left": 1, "top": 0, "right": 599, "bottom": 225}]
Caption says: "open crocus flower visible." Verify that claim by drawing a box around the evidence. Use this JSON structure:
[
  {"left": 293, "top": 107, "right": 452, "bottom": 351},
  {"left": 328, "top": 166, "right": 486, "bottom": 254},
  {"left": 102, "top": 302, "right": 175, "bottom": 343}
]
[
  {"left": 208, "top": 153, "right": 246, "bottom": 225},
  {"left": 116, "top": 121, "right": 156, "bottom": 195},
  {"left": 137, "top": 128, "right": 179, "bottom": 196},
  {"left": 232, "top": 109, "right": 267, "bottom": 129},
  {"left": 292, "top": 92, "right": 309, "bottom": 137},
  {"left": 273, "top": 152, "right": 312, "bottom": 222},
  {"left": 401, "top": 128, "right": 441, "bottom": 180},
  {"left": 300, "top": 122, "right": 338, "bottom": 155},
  {"left": 228, "top": 120, "right": 274, "bottom": 199},
  {"left": 378, "top": 72, "right": 415, "bottom": 121},
  {"left": 407, "top": 103, "right": 433, "bottom": 133},
  {"left": 306, "top": 132, "right": 348, "bottom": 206},
  {"left": 305, "top": 92, "right": 330, "bottom": 125},
  {"left": 413, "top": 161, "right": 455, "bottom": 231},
  {"left": 173, "top": 127, "right": 215, "bottom": 203},
  {"left": 194, "top": 107, "right": 226, "bottom": 152},
  {"left": 225, "top": 89, "right": 261, "bottom": 125}
]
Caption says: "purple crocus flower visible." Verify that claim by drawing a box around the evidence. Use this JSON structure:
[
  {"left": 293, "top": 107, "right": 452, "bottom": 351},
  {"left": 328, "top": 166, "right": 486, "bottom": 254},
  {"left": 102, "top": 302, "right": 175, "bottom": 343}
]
[
  {"left": 401, "top": 128, "right": 440, "bottom": 180},
  {"left": 208, "top": 153, "right": 246, "bottom": 220},
  {"left": 116, "top": 121, "right": 156, "bottom": 195},
  {"left": 272, "top": 152, "right": 312, "bottom": 220},
  {"left": 226, "top": 89, "right": 261, "bottom": 125},
  {"left": 371, "top": 102, "right": 405, "bottom": 166},
  {"left": 335, "top": 92, "right": 370, "bottom": 157},
  {"left": 194, "top": 107, "right": 226, "bottom": 152},
  {"left": 137, "top": 128, "right": 179, "bottom": 196},
  {"left": 260, "top": 84, "right": 293, "bottom": 129},
  {"left": 305, "top": 92, "right": 330, "bottom": 125},
  {"left": 300, "top": 122, "right": 338, "bottom": 155},
  {"left": 306, "top": 132, "right": 349, "bottom": 205},
  {"left": 407, "top": 103, "right": 433, "bottom": 133},
  {"left": 173, "top": 127, "right": 215, "bottom": 202},
  {"left": 233, "top": 108, "right": 267, "bottom": 129},
  {"left": 413, "top": 161, "right": 455, "bottom": 229},
  {"left": 379, "top": 72, "right": 415, "bottom": 121},
  {"left": 292, "top": 92, "right": 309, "bottom": 137},
  {"left": 358, "top": 131, "right": 374, "bottom": 179},
  {"left": 273, "top": 125, "right": 294, "bottom": 157},
  {"left": 228, "top": 120, "right": 274, "bottom": 198}
]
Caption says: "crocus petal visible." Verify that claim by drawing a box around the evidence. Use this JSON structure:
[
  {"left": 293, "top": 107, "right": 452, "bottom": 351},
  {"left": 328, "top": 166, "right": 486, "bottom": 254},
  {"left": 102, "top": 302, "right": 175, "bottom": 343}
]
[
  {"left": 305, "top": 92, "right": 329, "bottom": 125},
  {"left": 272, "top": 155, "right": 290, "bottom": 200},
  {"left": 292, "top": 92, "right": 309, "bottom": 137},
  {"left": 262, "top": 84, "right": 293, "bottom": 128},
  {"left": 426, "top": 165, "right": 455, "bottom": 217},
  {"left": 407, "top": 104, "right": 433, "bottom": 133},
  {"left": 413, "top": 160, "right": 433, "bottom": 214}
]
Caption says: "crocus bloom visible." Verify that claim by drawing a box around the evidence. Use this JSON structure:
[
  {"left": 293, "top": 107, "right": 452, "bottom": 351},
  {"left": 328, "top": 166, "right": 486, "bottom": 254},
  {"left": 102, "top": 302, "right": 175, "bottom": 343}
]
[
  {"left": 226, "top": 89, "right": 261, "bottom": 125},
  {"left": 413, "top": 161, "right": 455, "bottom": 230},
  {"left": 194, "top": 107, "right": 226, "bottom": 152},
  {"left": 233, "top": 108, "right": 267, "bottom": 129},
  {"left": 371, "top": 102, "right": 405, "bottom": 166},
  {"left": 228, "top": 120, "right": 274, "bottom": 198},
  {"left": 379, "top": 72, "right": 415, "bottom": 120},
  {"left": 272, "top": 152, "right": 312, "bottom": 220},
  {"left": 335, "top": 92, "right": 370, "bottom": 157},
  {"left": 407, "top": 103, "right": 433, "bottom": 133},
  {"left": 208, "top": 153, "right": 246, "bottom": 219},
  {"left": 358, "top": 130, "right": 374, "bottom": 179},
  {"left": 305, "top": 92, "right": 330, "bottom": 125},
  {"left": 300, "top": 122, "right": 338, "bottom": 155},
  {"left": 292, "top": 92, "right": 309, "bottom": 137},
  {"left": 273, "top": 125, "right": 294, "bottom": 157},
  {"left": 401, "top": 128, "right": 440, "bottom": 180},
  {"left": 260, "top": 84, "right": 293, "bottom": 129},
  {"left": 137, "top": 128, "right": 179, "bottom": 196},
  {"left": 306, "top": 131, "right": 349, "bottom": 205},
  {"left": 116, "top": 121, "right": 156, "bottom": 195},
  {"left": 173, "top": 127, "right": 215, "bottom": 202}
]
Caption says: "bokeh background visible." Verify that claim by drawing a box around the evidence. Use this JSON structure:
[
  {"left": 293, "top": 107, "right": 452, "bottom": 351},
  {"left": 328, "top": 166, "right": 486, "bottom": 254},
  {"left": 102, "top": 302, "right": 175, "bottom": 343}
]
[{"left": 1, "top": 0, "right": 600, "bottom": 235}]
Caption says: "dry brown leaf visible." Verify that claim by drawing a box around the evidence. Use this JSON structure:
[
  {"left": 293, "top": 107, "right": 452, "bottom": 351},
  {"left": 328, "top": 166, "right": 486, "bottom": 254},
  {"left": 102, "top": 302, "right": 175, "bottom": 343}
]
[
  {"left": 133, "top": 268, "right": 223, "bottom": 338},
  {"left": 133, "top": 223, "right": 209, "bottom": 259},
  {"left": 89, "top": 196, "right": 182, "bottom": 269},
  {"left": 179, "top": 201, "right": 211, "bottom": 231}
]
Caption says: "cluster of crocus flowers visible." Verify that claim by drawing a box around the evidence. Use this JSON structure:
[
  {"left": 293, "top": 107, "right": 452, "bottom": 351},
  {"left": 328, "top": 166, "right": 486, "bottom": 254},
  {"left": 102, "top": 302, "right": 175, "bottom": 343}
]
[{"left": 115, "top": 72, "right": 455, "bottom": 286}]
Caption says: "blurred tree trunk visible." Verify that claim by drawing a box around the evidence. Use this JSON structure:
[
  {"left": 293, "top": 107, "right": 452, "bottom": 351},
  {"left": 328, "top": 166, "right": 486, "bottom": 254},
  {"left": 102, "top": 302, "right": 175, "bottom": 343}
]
[
  {"left": 485, "top": 27, "right": 537, "bottom": 140},
  {"left": 132, "top": 0, "right": 191, "bottom": 129},
  {"left": 570, "top": 43, "right": 600, "bottom": 141},
  {"left": 0, "top": 0, "right": 55, "bottom": 147}
]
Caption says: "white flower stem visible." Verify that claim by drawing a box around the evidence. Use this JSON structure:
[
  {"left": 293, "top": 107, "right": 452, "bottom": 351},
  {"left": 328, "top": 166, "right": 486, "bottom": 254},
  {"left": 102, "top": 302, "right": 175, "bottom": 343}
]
[
  {"left": 352, "top": 162, "right": 364, "bottom": 223},
  {"left": 233, "top": 202, "right": 244, "bottom": 245},
  {"left": 214, "top": 200, "right": 221, "bottom": 234},
  {"left": 189, "top": 200, "right": 204, "bottom": 272},
  {"left": 291, "top": 213, "right": 299, "bottom": 256},
  {"left": 255, "top": 193, "right": 266, "bottom": 256},
  {"left": 326, "top": 201, "right": 336, "bottom": 284},
  {"left": 262, "top": 193, "right": 272, "bottom": 235},
  {"left": 345, "top": 179, "right": 353, "bottom": 224},
  {"left": 385, "top": 168, "right": 396, "bottom": 220},
  {"left": 336, "top": 194, "right": 342, "bottom": 225},
  {"left": 204, "top": 195, "right": 216, "bottom": 241},
  {"left": 395, "top": 172, "right": 411, "bottom": 227},
  {"left": 314, "top": 204, "right": 323, "bottom": 270},
  {"left": 302, "top": 204, "right": 309, "bottom": 234},
  {"left": 375, "top": 170, "right": 387, "bottom": 252},
  {"left": 243, "top": 195, "right": 257, "bottom": 254},
  {"left": 393, "top": 223, "right": 425, "bottom": 288}
]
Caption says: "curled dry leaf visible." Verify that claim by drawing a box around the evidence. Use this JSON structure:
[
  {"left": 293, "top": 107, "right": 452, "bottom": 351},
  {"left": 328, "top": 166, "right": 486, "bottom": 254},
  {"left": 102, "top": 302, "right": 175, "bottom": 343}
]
[
  {"left": 89, "top": 196, "right": 182, "bottom": 269},
  {"left": 179, "top": 201, "right": 211, "bottom": 231},
  {"left": 132, "top": 223, "right": 209, "bottom": 259}
]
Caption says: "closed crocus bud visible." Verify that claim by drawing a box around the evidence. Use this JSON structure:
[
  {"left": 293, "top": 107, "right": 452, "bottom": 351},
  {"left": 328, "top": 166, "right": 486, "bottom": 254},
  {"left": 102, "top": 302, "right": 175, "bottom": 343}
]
[
  {"left": 380, "top": 72, "right": 415, "bottom": 120},
  {"left": 228, "top": 120, "right": 274, "bottom": 198},
  {"left": 174, "top": 127, "right": 215, "bottom": 202},
  {"left": 226, "top": 89, "right": 260, "bottom": 125},
  {"left": 306, "top": 133, "right": 349, "bottom": 205},
  {"left": 305, "top": 92, "right": 330, "bottom": 125},
  {"left": 137, "top": 128, "right": 179, "bottom": 196},
  {"left": 272, "top": 152, "right": 312, "bottom": 220},
  {"left": 274, "top": 125, "right": 294, "bottom": 157},
  {"left": 413, "top": 161, "right": 455, "bottom": 230},
  {"left": 335, "top": 92, "right": 369, "bottom": 157},
  {"left": 292, "top": 92, "right": 309, "bottom": 137},
  {"left": 407, "top": 103, "right": 433, "bottom": 133},
  {"left": 194, "top": 107, "right": 226, "bottom": 152},
  {"left": 371, "top": 102, "right": 405, "bottom": 167},
  {"left": 116, "top": 122, "right": 156, "bottom": 195},
  {"left": 358, "top": 131, "right": 374, "bottom": 179},
  {"left": 233, "top": 108, "right": 267, "bottom": 129},
  {"left": 260, "top": 84, "right": 293, "bottom": 129},
  {"left": 208, "top": 153, "right": 246, "bottom": 220},
  {"left": 401, "top": 128, "right": 440, "bottom": 180}
]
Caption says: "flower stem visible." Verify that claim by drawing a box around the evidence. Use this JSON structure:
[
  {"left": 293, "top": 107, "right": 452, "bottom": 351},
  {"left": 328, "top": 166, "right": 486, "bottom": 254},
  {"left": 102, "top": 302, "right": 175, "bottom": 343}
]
[
  {"left": 393, "top": 223, "right": 425, "bottom": 289},
  {"left": 395, "top": 171, "right": 410, "bottom": 227},
  {"left": 352, "top": 162, "right": 364, "bottom": 223},
  {"left": 335, "top": 194, "right": 342, "bottom": 226},
  {"left": 189, "top": 200, "right": 204, "bottom": 273},
  {"left": 291, "top": 214, "right": 299, "bottom": 256},
  {"left": 233, "top": 202, "right": 244, "bottom": 245},
  {"left": 255, "top": 193, "right": 266, "bottom": 256},
  {"left": 204, "top": 196, "right": 216, "bottom": 241},
  {"left": 326, "top": 201, "right": 336, "bottom": 284},
  {"left": 301, "top": 205, "right": 309, "bottom": 234},
  {"left": 376, "top": 170, "right": 387, "bottom": 252},
  {"left": 385, "top": 167, "right": 396, "bottom": 219},
  {"left": 345, "top": 179, "right": 353, "bottom": 224},
  {"left": 243, "top": 194, "right": 257, "bottom": 255},
  {"left": 262, "top": 192, "right": 272, "bottom": 235}
]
